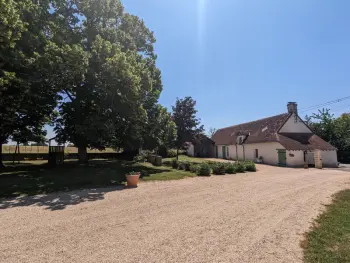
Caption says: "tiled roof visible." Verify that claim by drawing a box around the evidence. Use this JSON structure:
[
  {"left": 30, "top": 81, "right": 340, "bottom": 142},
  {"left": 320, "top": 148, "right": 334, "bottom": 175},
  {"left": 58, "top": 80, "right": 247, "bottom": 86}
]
[
  {"left": 212, "top": 113, "right": 336, "bottom": 151},
  {"left": 212, "top": 113, "right": 290, "bottom": 145}
]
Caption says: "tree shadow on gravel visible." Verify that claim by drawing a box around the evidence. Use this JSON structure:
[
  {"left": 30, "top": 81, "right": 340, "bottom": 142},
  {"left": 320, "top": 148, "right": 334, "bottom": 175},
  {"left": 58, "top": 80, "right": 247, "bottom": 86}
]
[
  {"left": 0, "top": 186, "right": 125, "bottom": 211},
  {"left": 0, "top": 159, "right": 170, "bottom": 208}
]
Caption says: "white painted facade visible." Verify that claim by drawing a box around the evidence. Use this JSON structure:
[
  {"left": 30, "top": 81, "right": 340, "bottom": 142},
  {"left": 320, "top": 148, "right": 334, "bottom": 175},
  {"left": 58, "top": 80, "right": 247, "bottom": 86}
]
[
  {"left": 215, "top": 113, "right": 338, "bottom": 168},
  {"left": 279, "top": 113, "right": 312, "bottom": 133},
  {"left": 319, "top": 150, "right": 338, "bottom": 167},
  {"left": 218, "top": 142, "right": 284, "bottom": 166},
  {"left": 187, "top": 144, "right": 194, "bottom": 157}
]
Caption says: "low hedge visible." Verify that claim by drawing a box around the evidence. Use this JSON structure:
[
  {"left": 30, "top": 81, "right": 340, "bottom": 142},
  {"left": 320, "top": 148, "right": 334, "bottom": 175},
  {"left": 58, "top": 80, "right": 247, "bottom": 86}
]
[
  {"left": 234, "top": 162, "right": 245, "bottom": 173},
  {"left": 212, "top": 163, "right": 227, "bottom": 175},
  {"left": 244, "top": 161, "right": 256, "bottom": 172},
  {"left": 225, "top": 164, "right": 236, "bottom": 174},
  {"left": 190, "top": 164, "right": 198, "bottom": 173},
  {"left": 196, "top": 163, "right": 211, "bottom": 176}
]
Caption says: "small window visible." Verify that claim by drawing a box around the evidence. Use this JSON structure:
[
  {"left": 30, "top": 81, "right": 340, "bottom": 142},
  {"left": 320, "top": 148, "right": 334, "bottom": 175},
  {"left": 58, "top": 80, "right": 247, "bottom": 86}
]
[
  {"left": 227, "top": 146, "right": 229, "bottom": 157},
  {"left": 255, "top": 149, "right": 259, "bottom": 158}
]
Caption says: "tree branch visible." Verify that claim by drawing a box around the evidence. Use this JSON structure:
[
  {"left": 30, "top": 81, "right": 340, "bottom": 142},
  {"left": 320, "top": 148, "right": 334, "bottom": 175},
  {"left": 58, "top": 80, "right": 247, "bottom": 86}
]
[{"left": 64, "top": 89, "right": 74, "bottom": 102}]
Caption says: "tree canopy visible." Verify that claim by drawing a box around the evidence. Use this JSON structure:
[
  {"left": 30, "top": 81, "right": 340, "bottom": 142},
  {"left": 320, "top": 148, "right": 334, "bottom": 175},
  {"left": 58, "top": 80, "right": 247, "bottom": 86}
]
[
  {"left": 306, "top": 109, "right": 350, "bottom": 152},
  {"left": 172, "top": 97, "right": 204, "bottom": 159}
]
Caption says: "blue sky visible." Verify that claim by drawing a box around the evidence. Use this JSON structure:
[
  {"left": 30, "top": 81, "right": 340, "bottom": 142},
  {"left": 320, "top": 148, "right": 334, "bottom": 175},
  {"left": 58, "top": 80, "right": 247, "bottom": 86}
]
[{"left": 44, "top": 0, "right": 350, "bottom": 141}]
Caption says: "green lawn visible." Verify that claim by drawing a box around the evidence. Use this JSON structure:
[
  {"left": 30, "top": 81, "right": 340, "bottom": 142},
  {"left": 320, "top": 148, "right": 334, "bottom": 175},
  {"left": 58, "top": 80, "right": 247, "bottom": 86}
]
[
  {"left": 0, "top": 159, "right": 195, "bottom": 198},
  {"left": 302, "top": 189, "right": 350, "bottom": 263},
  {"left": 163, "top": 155, "right": 208, "bottom": 163}
]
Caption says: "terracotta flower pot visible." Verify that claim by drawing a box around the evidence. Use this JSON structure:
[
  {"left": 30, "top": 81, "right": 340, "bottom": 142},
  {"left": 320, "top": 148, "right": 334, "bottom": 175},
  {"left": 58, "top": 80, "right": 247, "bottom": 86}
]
[{"left": 126, "top": 172, "right": 140, "bottom": 187}]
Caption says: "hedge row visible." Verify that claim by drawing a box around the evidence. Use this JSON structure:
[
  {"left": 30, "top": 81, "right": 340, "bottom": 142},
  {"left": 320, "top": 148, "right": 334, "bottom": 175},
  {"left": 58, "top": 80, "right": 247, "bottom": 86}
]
[{"left": 163, "top": 159, "right": 257, "bottom": 176}]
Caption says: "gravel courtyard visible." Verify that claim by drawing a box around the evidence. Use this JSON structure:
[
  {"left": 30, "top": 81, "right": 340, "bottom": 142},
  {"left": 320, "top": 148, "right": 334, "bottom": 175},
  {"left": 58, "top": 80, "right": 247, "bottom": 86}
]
[{"left": 1, "top": 166, "right": 349, "bottom": 263}]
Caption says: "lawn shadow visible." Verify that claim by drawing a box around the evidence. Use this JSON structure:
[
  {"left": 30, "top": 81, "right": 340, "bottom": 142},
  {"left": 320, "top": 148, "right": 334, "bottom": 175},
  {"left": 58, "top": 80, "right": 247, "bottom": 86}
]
[
  {"left": 0, "top": 186, "right": 124, "bottom": 211},
  {"left": 0, "top": 159, "right": 172, "bottom": 207}
]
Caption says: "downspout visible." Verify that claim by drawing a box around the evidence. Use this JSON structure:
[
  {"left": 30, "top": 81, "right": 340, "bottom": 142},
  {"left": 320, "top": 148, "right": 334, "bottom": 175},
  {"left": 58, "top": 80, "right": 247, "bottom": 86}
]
[{"left": 243, "top": 144, "right": 245, "bottom": 161}]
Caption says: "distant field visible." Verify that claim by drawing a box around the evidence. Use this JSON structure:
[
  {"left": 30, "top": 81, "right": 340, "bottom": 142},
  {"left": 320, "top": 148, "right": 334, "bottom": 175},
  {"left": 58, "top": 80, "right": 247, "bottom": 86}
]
[{"left": 2, "top": 145, "right": 117, "bottom": 154}]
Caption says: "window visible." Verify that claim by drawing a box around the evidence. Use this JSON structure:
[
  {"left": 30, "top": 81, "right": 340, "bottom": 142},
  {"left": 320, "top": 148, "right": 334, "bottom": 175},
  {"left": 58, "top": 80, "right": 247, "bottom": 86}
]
[
  {"left": 255, "top": 149, "right": 259, "bottom": 158},
  {"left": 227, "top": 146, "right": 229, "bottom": 157}
]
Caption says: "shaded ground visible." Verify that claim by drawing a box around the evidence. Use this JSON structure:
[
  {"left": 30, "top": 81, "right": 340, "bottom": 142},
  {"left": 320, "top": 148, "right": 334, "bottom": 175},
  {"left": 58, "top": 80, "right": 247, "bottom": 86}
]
[
  {"left": 0, "top": 166, "right": 349, "bottom": 262},
  {"left": 0, "top": 160, "right": 193, "bottom": 199}
]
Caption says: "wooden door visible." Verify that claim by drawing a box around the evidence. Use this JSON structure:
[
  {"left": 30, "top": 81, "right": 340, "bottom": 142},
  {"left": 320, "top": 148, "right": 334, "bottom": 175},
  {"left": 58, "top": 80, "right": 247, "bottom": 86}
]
[{"left": 278, "top": 149, "right": 287, "bottom": 167}]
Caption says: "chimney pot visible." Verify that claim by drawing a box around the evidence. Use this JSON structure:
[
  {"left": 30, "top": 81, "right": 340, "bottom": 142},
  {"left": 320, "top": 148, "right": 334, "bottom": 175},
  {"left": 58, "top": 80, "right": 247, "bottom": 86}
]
[{"left": 287, "top": 102, "right": 298, "bottom": 114}]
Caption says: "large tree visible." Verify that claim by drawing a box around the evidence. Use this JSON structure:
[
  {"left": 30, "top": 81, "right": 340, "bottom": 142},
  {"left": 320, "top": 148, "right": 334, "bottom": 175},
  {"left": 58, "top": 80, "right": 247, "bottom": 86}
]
[
  {"left": 306, "top": 109, "right": 350, "bottom": 152},
  {"left": 172, "top": 97, "right": 204, "bottom": 160},
  {"left": 0, "top": 0, "right": 59, "bottom": 167},
  {"left": 51, "top": 0, "right": 162, "bottom": 162}
]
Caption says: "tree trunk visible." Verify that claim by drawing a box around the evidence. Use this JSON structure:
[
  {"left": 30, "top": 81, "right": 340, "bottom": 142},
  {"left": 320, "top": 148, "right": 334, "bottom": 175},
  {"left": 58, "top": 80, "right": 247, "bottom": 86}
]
[
  {"left": 0, "top": 142, "right": 4, "bottom": 168},
  {"left": 78, "top": 146, "right": 88, "bottom": 164},
  {"left": 176, "top": 147, "right": 179, "bottom": 160}
]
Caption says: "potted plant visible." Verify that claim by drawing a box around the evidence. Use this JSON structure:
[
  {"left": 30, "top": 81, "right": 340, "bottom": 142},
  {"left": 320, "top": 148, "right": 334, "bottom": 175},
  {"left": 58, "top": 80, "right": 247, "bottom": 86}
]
[{"left": 126, "top": 171, "right": 141, "bottom": 187}]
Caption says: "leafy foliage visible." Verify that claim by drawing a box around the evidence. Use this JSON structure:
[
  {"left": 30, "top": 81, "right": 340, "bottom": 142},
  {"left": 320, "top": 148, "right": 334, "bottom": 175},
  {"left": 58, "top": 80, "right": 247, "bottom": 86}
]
[
  {"left": 243, "top": 161, "right": 256, "bottom": 172},
  {"left": 196, "top": 163, "right": 211, "bottom": 176},
  {"left": 225, "top": 164, "right": 236, "bottom": 174},
  {"left": 172, "top": 97, "right": 204, "bottom": 159},
  {"left": 234, "top": 162, "right": 245, "bottom": 173},
  {"left": 0, "top": 0, "right": 60, "bottom": 166},
  {"left": 306, "top": 109, "right": 350, "bottom": 152},
  {"left": 171, "top": 159, "right": 179, "bottom": 169},
  {"left": 212, "top": 163, "right": 227, "bottom": 175},
  {"left": 190, "top": 164, "right": 198, "bottom": 173}
]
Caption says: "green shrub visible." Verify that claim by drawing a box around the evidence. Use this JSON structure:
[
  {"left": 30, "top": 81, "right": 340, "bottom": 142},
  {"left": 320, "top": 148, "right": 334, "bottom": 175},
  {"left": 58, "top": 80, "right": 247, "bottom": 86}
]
[
  {"left": 225, "top": 164, "right": 236, "bottom": 174},
  {"left": 196, "top": 163, "right": 211, "bottom": 176},
  {"left": 235, "top": 162, "right": 245, "bottom": 173},
  {"left": 244, "top": 161, "right": 256, "bottom": 172},
  {"left": 171, "top": 159, "right": 178, "bottom": 169},
  {"left": 158, "top": 146, "right": 168, "bottom": 158},
  {"left": 162, "top": 160, "right": 172, "bottom": 167},
  {"left": 189, "top": 164, "right": 198, "bottom": 173},
  {"left": 168, "top": 149, "right": 177, "bottom": 158},
  {"left": 212, "top": 163, "right": 227, "bottom": 175},
  {"left": 133, "top": 150, "right": 151, "bottom": 163},
  {"left": 182, "top": 161, "right": 191, "bottom": 171},
  {"left": 178, "top": 161, "right": 189, "bottom": 170}
]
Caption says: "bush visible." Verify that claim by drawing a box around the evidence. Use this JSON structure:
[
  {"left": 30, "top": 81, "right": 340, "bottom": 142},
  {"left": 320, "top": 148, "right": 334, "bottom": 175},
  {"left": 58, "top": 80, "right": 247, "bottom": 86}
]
[
  {"left": 162, "top": 160, "right": 172, "bottom": 167},
  {"left": 181, "top": 161, "right": 191, "bottom": 171},
  {"left": 225, "top": 164, "right": 236, "bottom": 174},
  {"left": 171, "top": 159, "right": 179, "bottom": 169},
  {"left": 196, "top": 163, "right": 211, "bottom": 176},
  {"left": 244, "top": 161, "right": 256, "bottom": 172},
  {"left": 234, "top": 162, "right": 245, "bottom": 173},
  {"left": 189, "top": 164, "right": 198, "bottom": 173},
  {"left": 133, "top": 150, "right": 151, "bottom": 163},
  {"left": 212, "top": 163, "right": 227, "bottom": 175},
  {"left": 158, "top": 146, "right": 168, "bottom": 158},
  {"left": 168, "top": 149, "right": 177, "bottom": 158}
]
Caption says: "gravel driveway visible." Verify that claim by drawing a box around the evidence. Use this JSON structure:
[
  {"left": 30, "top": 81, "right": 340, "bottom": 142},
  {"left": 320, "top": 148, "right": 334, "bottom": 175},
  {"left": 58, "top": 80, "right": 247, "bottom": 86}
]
[{"left": 1, "top": 166, "right": 349, "bottom": 263}]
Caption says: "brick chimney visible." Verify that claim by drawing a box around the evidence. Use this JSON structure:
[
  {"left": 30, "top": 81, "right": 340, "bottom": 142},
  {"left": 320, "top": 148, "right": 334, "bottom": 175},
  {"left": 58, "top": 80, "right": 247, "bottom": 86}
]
[{"left": 287, "top": 102, "right": 298, "bottom": 114}]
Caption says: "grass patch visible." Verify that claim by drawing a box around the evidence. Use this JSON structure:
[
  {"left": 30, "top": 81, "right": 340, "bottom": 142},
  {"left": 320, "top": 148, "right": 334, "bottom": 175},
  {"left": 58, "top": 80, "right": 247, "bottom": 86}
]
[
  {"left": 163, "top": 155, "right": 207, "bottom": 164},
  {"left": 302, "top": 189, "right": 350, "bottom": 263},
  {"left": 0, "top": 160, "right": 195, "bottom": 198},
  {"left": 142, "top": 170, "right": 196, "bottom": 181}
]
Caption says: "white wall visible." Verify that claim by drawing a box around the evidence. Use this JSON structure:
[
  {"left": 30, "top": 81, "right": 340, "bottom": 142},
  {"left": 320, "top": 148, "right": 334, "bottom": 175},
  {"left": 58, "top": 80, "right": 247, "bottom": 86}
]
[
  {"left": 321, "top": 150, "right": 338, "bottom": 167},
  {"left": 223, "top": 142, "right": 284, "bottom": 165},
  {"left": 279, "top": 113, "right": 312, "bottom": 133},
  {"left": 187, "top": 144, "right": 194, "bottom": 157},
  {"left": 286, "top": 150, "right": 305, "bottom": 167},
  {"left": 216, "top": 145, "right": 224, "bottom": 158},
  {"left": 244, "top": 142, "right": 284, "bottom": 165}
]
